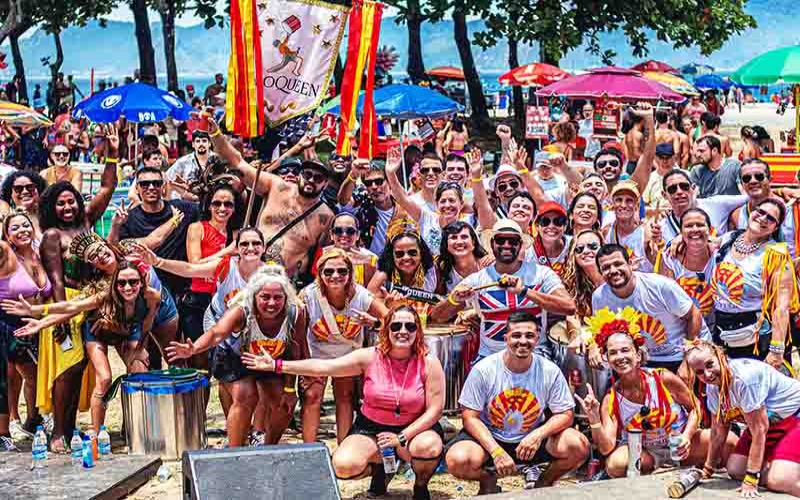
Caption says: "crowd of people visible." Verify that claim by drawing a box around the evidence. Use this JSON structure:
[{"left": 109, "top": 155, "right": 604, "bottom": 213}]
[{"left": 0, "top": 84, "right": 798, "bottom": 500}]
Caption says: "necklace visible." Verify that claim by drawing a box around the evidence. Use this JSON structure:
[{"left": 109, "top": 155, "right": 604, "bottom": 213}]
[
  {"left": 733, "top": 233, "right": 763, "bottom": 255},
  {"left": 387, "top": 356, "right": 411, "bottom": 419}
]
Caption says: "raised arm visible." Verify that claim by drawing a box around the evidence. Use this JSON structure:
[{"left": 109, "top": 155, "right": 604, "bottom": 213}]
[
  {"left": 86, "top": 125, "right": 120, "bottom": 225},
  {"left": 385, "top": 147, "right": 421, "bottom": 222},
  {"left": 337, "top": 158, "right": 369, "bottom": 206},
  {"left": 630, "top": 104, "right": 656, "bottom": 195},
  {"left": 206, "top": 116, "right": 278, "bottom": 196},
  {"left": 467, "top": 147, "right": 498, "bottom": 230}
]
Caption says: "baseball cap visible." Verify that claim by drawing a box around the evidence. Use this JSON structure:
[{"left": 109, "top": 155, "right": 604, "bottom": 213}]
[
  {"left": 610, "top": 179, "right": 640, "bottom": 199},
  {"left": 536, "top": 201, "right": 568, "bottom": 219},
  {"left": 299, "top": 158, "right": 331, "bottom": 175},
  {"left": 186, "top": 84, "right": 194, "bottom": 91},
  {"left": 655, "top": 143, "right": 675, "bottom": 157},
  {"left": 491, "top": 219, "right": 523, "bottom": 236},
  {"left": 489, "top": 164, "right": 523, "bottom": 191},
  {"left": 534, "top": 151, "right": 552, "bottom": 168}
]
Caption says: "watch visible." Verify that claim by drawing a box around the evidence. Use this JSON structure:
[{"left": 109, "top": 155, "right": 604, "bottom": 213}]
[{"left": 397, "top": 432, "right": 407, "bottom": 447}]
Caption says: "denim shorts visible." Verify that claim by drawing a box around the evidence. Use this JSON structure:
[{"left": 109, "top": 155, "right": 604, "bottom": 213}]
[
  {"left": 82, "top": 319, "right": 143, "bottom": 344},
  {"left": 154, "top": 287, "right": 179, "bottom": 329}
]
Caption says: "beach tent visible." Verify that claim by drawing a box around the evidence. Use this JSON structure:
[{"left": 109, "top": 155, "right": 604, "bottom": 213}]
[{"left": 327, "top": 84, "right": 463, "bottom": 119}]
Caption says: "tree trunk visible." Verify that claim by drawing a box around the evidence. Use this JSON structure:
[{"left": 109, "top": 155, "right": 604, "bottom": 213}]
[
  {"left": 9, "top": 21, "right": 31, "bottom": 102},
  {"left": 452, "top": 8, "right": 491, "bottom": 134},
  {"left": 158, "top": 1, "right": 179, "bottom": 92},
  {"left": 0, "top": 0, "right": 24, "bottom": 46},
  {"left": 131, "top": 0, "right": 157, "bottom": 86},
  {"left": 508, "top": 37, "right": 525, "bottom": 136},
  {"left": 49, "top": 30, "right": 64, "bottom": 89},
  {"left": 405, "top": 0, "right": 425, "bottom": 84}
]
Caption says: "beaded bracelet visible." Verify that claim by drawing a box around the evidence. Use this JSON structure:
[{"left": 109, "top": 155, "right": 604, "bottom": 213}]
[{"left": 490, "top": 447, "right": 505, "bottom": 459}]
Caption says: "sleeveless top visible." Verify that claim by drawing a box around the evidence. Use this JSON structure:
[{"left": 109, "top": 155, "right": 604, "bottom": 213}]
[
  {"left": 657, "top": 250, "right": 716, "bottom": 329},
  {"left": 218, "top": 299, "right": 297, "bottom": 358},
  {"left": 611, "top": 368, "right": 687, "bottom": 450},
  {"left": 712, "top": 234, "right": 770, "bottom": 314},
  {"left": 0, "top": 259, "right": 53, "bottom": 301},
  {"left": 203, "top": 257, "right": 254, "bottom": 330},
  {"left": 361, "top": 350, "right": 427, "bottom": 426},
  {"left": 609, "top": 223, "right": 653, "bottom": 272},
  {"left": 191, "top": 221, "right": 227, "bottom": 294},
  {"left": 303, "top": 282, "right": 372, "bottom": 359},
  {"left": 531, "top": 236, "right": 572, "bottom": 278},
  {"left": 735, "top": 202, "right": 797, "bottom": 257}
]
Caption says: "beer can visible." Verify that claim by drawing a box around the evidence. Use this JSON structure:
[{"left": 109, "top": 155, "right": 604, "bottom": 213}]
[
  {"left": 627, "top": 429, "right": 642, "bottom": 478},
  {"left": 666, "top": 468, "right": 703, "bottom": 498},
  {"left": 586, "top": 458, "right": 600, "bottom": 480}
]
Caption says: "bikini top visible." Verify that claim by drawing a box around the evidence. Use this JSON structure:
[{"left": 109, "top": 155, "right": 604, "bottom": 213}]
[{"left": 0, "top": 259, "right": 53, "bottom": 301}]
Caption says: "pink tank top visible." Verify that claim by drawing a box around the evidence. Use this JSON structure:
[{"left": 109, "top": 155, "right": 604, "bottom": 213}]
[{"left": 361, "top": 351, "right": 427, "bottom": 426}]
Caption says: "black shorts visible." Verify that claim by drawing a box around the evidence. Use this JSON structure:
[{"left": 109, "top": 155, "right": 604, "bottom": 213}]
[
  {"left": 445, "top": 429, "right": 554, "bottom": 467},
  {"left": 178, "top": 292, "right": 212, "bottom": 342},
  {"left": 348, "top": 412, "right": 445, "bottom": 441},
  {"left": 209, "top": 345, "right": 282, "bottom": 384}
]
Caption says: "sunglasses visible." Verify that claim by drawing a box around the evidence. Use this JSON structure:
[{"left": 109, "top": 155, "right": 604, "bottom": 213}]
[
  {"left": 322, "top": 267, "right": 350, "bottom": 277},
  {"left": 139, "top": 179, "right": 164, "bottom": 189},
  {"left": 575, "top": 242, "right": 600, "bottom": 254},
  {"left": 596, "top": 159, "right": 620, "bottom": 169},
  {"left": 754, "top": 208, "right": 779, "bottom": 225},
  {"left": 419, "top": 167, "right": 442, "bottom": 176},
  {"left": 363, "top": 178, "right": 385, "bottom": 188},
  {"left": 666, "top": 182, "right": 691, "bottom": 195},
  {"left": 493, "top": 236, "right": 522, "bottom": 246},
  {"left": 275, "top": 167, "right": 298, "bottom": 176},
  {"left": 496, "top": 180, "right": 520, "bottom": 192},
  {"left": 394, "top": 249, "right": 419, "bottom": 259},
  {"left": 11, "top": 184, "right": 37, "bottom": 195},
  {"left": 300, "top": 170, "right": 327, "bottom": 183},
  {"left": 210, "top": 200, "right": 235, "bottom": 209},
  {"left": 117, "top": 278, "right": 141, "bottom": 288},
  {"left": 51, "top": 151, "right": 69, "bottom": 158},
  {"left": 389, "top": 322, "right": 418, "bottom": 333},
  {"left": 537, "top": 215, "right": 567, "bottom": 227},
  {"left": 238, "top": 240, "right": 263, "bottom": 248},
  {"left": 333, "top": 226, "right": 358, "bottom": 236},
  {"left": 741, "top": 172, "right": 767, "bottom": 183}
]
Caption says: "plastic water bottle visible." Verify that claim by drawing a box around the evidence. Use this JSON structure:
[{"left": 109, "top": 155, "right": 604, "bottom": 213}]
[
  {"left": 669, "top": 422, "right": 683, "bottom": 465},
  {"left": 381, "top": 447, "right": 398, "bottom": 474},
  {"left": 31, "top": 425, "right": 48, "bottom": 470},
  {"left": 82, "top": 436, "right": 95, "bottom": 469},
  {"left": 70, "top": 430, "right": 83, "bottom": 467},
  {"left": 98, "top": 426, "right": 111, "bottom": 460}
]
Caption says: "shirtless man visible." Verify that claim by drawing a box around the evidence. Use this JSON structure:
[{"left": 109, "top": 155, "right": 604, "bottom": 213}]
[
  {"left": 655, "top": 111, "right": 680, "bottom": 157},
  {"left": 673, "top": 115, "right": 691, "bottom": 168},
  {"left": 622, "top": 111, "right": 645, "bottom": 175},
  {"left": 207, "top": 117, "right": 333, "bottom": 278}
]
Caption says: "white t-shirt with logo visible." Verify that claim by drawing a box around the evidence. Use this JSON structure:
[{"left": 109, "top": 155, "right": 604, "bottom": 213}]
[
  {"left": 459, "top": 352, "right": 575, "bottom": 443},
  {"left": 461, "top": 261, "right": 564, "bottom": 357},
  {"left": 592, "top": 272, "right": 710, "bottom": 362},
  {"left": 706, "top": 358, "right": 800, "bottom": 420}
]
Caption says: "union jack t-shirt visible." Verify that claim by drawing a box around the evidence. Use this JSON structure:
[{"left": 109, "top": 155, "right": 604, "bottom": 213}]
[{"left": 461, "top": 261, "right": 564, "bottom": 358}]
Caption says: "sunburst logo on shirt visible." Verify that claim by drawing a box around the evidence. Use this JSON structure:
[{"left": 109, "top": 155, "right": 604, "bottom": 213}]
[
  {"left": 488, "top": 387, "right": 541, "bottom": 435},
  {"left": 712, "top": 262, "right": 744, "bottom": 304},
  {"left": 637, "top": 313, "right": 667, "bottom": 345},
  {"left": 248, "top": 338, "right": 286, "bottom": 358},
  {"left": 311, "top": 314, "right": 361, "bottom": 342},
  {"left": 677, "top": 276, "right": 713, "bottom": 315}
]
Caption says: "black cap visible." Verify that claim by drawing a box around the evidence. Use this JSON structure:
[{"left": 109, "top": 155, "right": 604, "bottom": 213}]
[
  {"left": 299, "top": 158, "right": 331, "bottom": 175},
  {"left": 655, "top": 143, "right": 675, "bottom": 157}
]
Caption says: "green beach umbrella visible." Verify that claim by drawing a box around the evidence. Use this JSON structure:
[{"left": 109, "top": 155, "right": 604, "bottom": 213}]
[{"left": 730, "top": 45, "right": 800, "bottom": 85}]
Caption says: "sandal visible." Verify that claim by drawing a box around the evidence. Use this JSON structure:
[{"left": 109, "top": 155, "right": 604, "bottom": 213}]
[{"left": 49, "top": 436, "right": 68, "bottom": 454}]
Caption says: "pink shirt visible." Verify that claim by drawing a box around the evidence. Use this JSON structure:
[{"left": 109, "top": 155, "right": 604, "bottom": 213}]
[{"left": 361, "top": 351, "right": 427, "bottom": 426}]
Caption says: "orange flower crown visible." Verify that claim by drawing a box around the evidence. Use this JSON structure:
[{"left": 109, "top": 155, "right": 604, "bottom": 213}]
[{"left": 585, "top": 307, "right": 646, "bottom": 351}]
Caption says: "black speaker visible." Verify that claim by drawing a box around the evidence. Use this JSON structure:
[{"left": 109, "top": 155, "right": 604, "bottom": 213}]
[{"left": 182, "top": 443, "right": 341, "bottom": 500}]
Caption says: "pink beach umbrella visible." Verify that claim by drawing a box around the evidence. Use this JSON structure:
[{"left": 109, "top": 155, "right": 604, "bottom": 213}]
[{"left": 535, "top": 66, "right": 686, "bottom": 102}]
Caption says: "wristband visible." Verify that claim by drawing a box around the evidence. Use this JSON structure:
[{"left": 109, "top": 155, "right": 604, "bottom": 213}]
[
  {"left": 743, "top": 473, "right": 759, "bottom": 486},
  {"left": 769, "top": 343, "right": 785, "bottom": 354},
  {"left": 589, "top": 422, "right": 602, "bottom": 430},
  {"left": 447, "top": 294, "right": 460, "bottom": 306},
  {"left": 209, "top": 129, "right": 221, "bottom": 138},
  {"left": 397, "top": 432, "right": 407, "bottom": 448},
  {"left": 105, "top": 157, "right": 119, "bottom": 164},
  {"left": 283, "top": 386, "right": 296, "bottom": 394},
  {"left": 490, "top": 447, "right": 506, "bottom": 459},
  {"left": 275, "top": 359, "right": 283, "bottom": 374},
  {"left": 770, "top": 339, "right": 784, "bottom": 346},
  {"left": 347, "top": 174, "right": 357, "bottom": 183},
  {"left": 518, "top": 168, "right": 529, "bottom": 175},
  {"left": 470, "top": 177, "right": 482, "bottom": 183}
]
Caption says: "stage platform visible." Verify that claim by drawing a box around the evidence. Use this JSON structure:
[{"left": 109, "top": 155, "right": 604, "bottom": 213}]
[
  {"left": 0, "top": 452, "right": 161, "bottom": 499},
  {"left": 486, "top": 472, "right": 787, "bottom": 499}
]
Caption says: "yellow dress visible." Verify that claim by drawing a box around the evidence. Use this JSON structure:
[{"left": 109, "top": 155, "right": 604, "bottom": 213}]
[{"left": 36, "top": 288, "right": 95, "bottom": 414}]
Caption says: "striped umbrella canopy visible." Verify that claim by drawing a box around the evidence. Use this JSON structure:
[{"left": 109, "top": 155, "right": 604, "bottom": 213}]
[
  {"left": 641, "top": 71, "right": 700, "bottom": 96},
  {"left": 498, "top": 63, "right": 570, "bottom": 87},
  {"left": 0, "top": 100, "right": 52, "bottom": 128}
]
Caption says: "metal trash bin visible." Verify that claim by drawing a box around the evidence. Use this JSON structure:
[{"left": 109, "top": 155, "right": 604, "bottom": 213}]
[{"left": 121, "top": 369, "right": 208, "bottom": 460}]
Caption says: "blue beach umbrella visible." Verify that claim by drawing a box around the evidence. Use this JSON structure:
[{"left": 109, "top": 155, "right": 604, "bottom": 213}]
[
  {"left": 328, "top": 84, "right": 463, "bottom": 119},
  {"left": 72, "top": 82, "right": 193, "bottom": 123},
  {"left": 693, "top": 74, "right": 734, "bottom": 91}
]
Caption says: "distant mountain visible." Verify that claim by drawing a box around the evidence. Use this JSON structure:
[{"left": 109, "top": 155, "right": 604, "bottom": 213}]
[{"left": 4, "top": 0, "right": 798, "bottom": 80}]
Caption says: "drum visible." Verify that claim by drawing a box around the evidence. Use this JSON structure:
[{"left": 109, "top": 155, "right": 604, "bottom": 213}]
[
  {"left": 424, "top": 324, "right": 477, "bottom": 413},
  {"left": 121, "top": 368, "right": 208, "bottom": 460},
  {"left": 548, "top": 322, "right": 611, "bottom": 416}
]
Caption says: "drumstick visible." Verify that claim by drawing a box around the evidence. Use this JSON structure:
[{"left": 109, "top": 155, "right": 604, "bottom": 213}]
[{"left": 471, "top": 282, "right": 499, "bottom": 292}]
